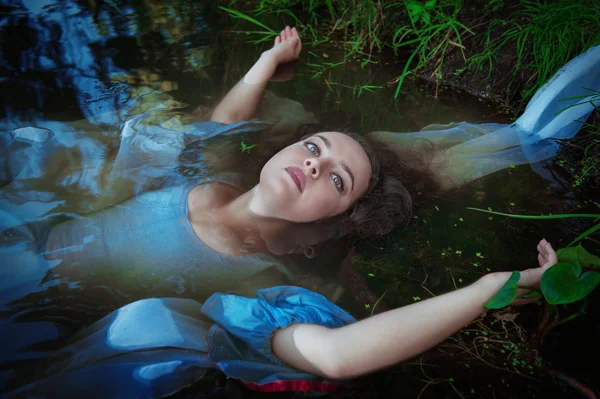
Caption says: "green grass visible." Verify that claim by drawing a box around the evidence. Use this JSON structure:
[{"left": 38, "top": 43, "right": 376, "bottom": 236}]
[
  {"left": 222, "top": 0, "right": 600, "bottom": 106},
  {"left": 390, "top": 0, "right": 472, "bottom": 97},
  {"left": 222, "top": 0, "right": 471, "bottom": 97},
  {"left": 467, "top": 0, "right": 600, "bottom": 101}
]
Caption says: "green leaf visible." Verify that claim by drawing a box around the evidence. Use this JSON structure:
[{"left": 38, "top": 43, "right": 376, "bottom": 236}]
[
  {"left": 425, "top": 0, "right": 437, "bottom": 10},
  {"left": 484, "top": 271, "right": 520, "bottom": 309},
  {"left": 405, "top": 0, "right": 430, "bottom": 25},
  {"left": 557, "top": 244, "right": 600, "bottom": 269},
  {"left": 541, "top": 262, "right": 600, "bottom": 304},
  {"left": 240, "top": 141, "right": 258, "bottom": 153},
  {"left": 520, "top": 290, "right": 542, "bottom": 299}
]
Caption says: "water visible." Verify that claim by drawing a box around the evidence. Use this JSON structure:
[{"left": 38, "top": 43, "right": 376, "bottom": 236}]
[{"left": 1, "top": 0, "right": 599, "bottom": 397}]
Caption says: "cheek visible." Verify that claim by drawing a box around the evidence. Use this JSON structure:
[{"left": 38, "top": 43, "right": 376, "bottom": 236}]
[{"left": 294, "top": 182, "right": 346, "bottom": 221}]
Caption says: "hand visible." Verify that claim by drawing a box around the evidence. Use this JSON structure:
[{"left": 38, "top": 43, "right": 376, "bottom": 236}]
[
  {"left": 537, "top": 238, "right": 558, "bottom": 270},
  {"left": 479, "top": 239, "right": 558, "bottom": 306},
  {"left": 263, "top": 26, "right": 302, "bottom": 66}
]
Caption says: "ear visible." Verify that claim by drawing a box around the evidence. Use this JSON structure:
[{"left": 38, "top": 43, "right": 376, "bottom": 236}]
[{"left": 303, "top": 245, "right": 316, "bottom": 259}]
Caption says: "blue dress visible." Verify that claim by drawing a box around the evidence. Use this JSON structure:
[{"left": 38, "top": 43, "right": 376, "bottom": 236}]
[
  {"left": 0, "top": 117, "right": 286, "bottom": 304},
  {"left": 3, "top": 287, "right": 356, "bottom": 397}
]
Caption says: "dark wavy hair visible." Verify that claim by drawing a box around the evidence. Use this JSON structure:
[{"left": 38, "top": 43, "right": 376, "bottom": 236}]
[{"left": 179, "top": 123, "right": 440, "bottom": 241}]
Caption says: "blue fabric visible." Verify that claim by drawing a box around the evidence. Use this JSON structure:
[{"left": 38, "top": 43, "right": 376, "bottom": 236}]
[
  {"left": 204, "top": 286, "right": 355, "bottom": 365},
  {"left": 371, "top": 44, "right": 600, "bottom": 185},
  {"left": 0, "top": 116, "right": 282, "bottom": 302},
  {"left": 43, "top": 176, "right": 282, "bottom": 295},
  {"left": 4, "top": 287, "right": 355, "bottom": 398}
]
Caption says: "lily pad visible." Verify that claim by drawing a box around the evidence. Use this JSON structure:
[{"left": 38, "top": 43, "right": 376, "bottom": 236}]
[
  {"left": 541, "top": 262, "right": 600, "bottom": 304},
  {"left": 557, "top": 244, "right": 600, "bottom": 269},
  {"left": 484, "top": 271, "right": 520, "bottom": 309}
]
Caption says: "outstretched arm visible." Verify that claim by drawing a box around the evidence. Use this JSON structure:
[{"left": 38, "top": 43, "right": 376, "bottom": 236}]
[
  {"left": 210, "top": 26, "right": 302, "bottom": 124},
  {"left": 272, "top": 239, "right": 558, "bottom": 379}
]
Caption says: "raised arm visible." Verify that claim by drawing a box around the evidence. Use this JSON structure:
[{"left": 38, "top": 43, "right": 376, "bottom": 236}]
[
  {"left": 272, "top": 239, "right": 558, "bottom": 379},
  {"left": 210, "top": 26, "right": 302, "bottom": 124}
]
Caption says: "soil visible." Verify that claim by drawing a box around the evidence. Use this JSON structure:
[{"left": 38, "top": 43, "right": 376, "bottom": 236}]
[{"left": 418, "top": 0, "right": 537, "bottom": 109}]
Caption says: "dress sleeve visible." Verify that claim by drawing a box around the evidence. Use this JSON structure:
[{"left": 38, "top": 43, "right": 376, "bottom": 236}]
[{"left": 201, "top": 286, "right": 356, "bottom": 392}]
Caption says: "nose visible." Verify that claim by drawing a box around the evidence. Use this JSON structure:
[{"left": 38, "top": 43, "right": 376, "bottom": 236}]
[{"left": 304, "top": 158, "right": 320, "bottom": 178}]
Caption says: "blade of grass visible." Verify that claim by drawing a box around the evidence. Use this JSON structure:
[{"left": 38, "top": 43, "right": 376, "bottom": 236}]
[
  {"left": 467, "top": 207, "right": 600, "bottom": 220},
  {"left": 219, "top": 6, "right": 276, "bottom": 33}
]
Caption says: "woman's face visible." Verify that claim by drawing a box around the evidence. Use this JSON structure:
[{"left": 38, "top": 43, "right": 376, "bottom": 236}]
[{"left": 250, "top": 132, "right": 372, "bottom": 222}]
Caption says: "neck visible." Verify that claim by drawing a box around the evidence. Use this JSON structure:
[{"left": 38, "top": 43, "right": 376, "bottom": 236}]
[{"left": 219, "top": 187, "right": 290, "bottom": 254}]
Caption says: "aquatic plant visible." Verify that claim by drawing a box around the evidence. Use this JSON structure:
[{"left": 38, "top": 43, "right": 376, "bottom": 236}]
[{"left": 481, "top": 243, "right": 600, "bottom": 309}]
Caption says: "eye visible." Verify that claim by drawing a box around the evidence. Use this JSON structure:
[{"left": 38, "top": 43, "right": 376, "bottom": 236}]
[
  {"left": 332, "top": 174, "right": 344, "bottom": 192},
  {"left": 305, "top": 142, "right": 320, "bottom": 157}
]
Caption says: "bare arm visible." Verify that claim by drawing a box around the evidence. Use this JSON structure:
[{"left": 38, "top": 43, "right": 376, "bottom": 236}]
[
  {"left": 210, "top": 26, "right": 302, "bottom": 124},
  {"left": 272, "top": 239, "right": 558, "bottom": 379}
]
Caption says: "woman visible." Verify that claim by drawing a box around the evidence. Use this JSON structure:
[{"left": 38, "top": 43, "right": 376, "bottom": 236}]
[
  {"left": 0, "top": 27, "right": 415, "bottom": 378},
  {"left": 0, "top": 26, "right": 598, "bottom": 394}
]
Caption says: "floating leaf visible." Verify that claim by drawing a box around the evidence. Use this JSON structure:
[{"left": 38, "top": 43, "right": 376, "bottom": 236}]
[
  {"left": 557, "top": 244, "right": 600, "bottom": 269},
  {"left": 541, "top": 262, "right": 600, "bottom": 304},
  {"left": 485, "top": 271, "right": 520, "bottom": 309},
  {"left": 240, "top": 141, "right": 258, "bottom": 153}
]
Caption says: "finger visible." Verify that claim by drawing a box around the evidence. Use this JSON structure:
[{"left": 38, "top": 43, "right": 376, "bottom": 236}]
[
  {"left": 296, "top": 32, "right": 302, "bottom": 53},
  {"left": 546, "top": 242, "right": 558, "bottom": 263},
  {"left": 285, "top": 26, "right": 292, "bottom": 38},
  {"left": 292, "top": 26, "right": 299, "bottom": 38},
  {"left": 280, "top": 30, "right": 286, "bottom": 42},
  {"left": 538, "top": 253, "right": 544, "bottom": 267},
  {"left": 275, "top": 36, "right": 281, "bottom": 45},
  {"left": 537, "top": 238, "right": 546, "bottom": 251}
]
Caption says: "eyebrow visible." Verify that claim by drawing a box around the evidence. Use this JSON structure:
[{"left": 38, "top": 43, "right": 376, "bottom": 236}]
[
  {"left": 342, "top": 161, "right": 355, "bottom": 192},
  {"left": 314, "top": 134, "right": 331, "bottom": 149},
  {"left": 314, "top": 135, "right": 355, "bottom": 192}
]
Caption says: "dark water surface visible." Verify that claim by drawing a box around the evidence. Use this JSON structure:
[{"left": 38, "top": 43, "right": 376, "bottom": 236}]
[{"left": 1, "top": 0, "right": 599, "bottom": 398}]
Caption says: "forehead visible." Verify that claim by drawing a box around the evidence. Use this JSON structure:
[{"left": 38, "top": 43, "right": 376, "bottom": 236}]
[{"left": 314, "top": 131, "right": 372, "bottom": 194}]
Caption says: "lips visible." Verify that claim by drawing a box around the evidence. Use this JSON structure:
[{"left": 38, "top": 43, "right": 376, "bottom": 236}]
[{"left": 285, "top": 166, "right": 306, "bottom": 192}]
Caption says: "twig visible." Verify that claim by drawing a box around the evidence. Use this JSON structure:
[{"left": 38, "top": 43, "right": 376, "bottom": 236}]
[
  {"left": 547, "top": 369, "right": 599, "bottom": 399},
  {"left": 370, "top": 290, "right": 387, "bottom": 316}
]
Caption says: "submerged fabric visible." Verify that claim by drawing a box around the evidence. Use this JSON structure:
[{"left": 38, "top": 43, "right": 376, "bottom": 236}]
[
  {"left": 370, "top": 44, "right": 600, "bottom": 186},
  {"left": 4, "top": 287, "right": 356, "bottom": 397},
  {"left": 0, "top": 118, "right": 283, "bottom": 304},
  {"left": 43, "top": 173, "right": 285, "bottom": 296}
]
